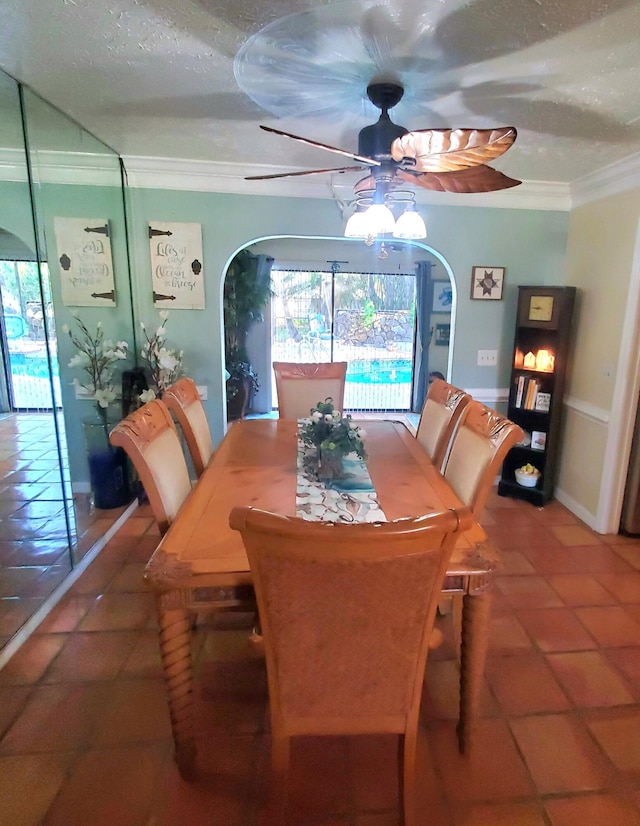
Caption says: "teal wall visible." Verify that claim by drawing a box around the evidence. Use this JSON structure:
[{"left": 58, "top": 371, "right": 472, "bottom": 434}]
[
  {"left": 35, "top": 182, "right": 136, "bottom": 485},
  {"left": 125, "top": 184, "right": 570, "bottom": 442},
  {"left": 1, "top": 172, "right": 570, "bottom": 478}
]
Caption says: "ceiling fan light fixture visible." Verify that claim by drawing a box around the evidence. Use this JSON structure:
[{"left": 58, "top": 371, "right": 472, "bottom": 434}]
[
  {"left": 365, "top": 202, "right": 396, "bottom": 235},
  {"left": 344, "top": 209, "right": 370, "bottom": 238},
  {"left": 393, "top": 205, "right": 427, "bottom": 240}
]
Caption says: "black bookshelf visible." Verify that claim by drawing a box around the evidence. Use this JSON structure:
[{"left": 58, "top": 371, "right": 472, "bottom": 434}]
[{"left": 498, "top": 286, "right": 576, "bottom": 506}]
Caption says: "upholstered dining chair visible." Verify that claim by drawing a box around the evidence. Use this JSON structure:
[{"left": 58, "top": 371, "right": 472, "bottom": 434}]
[
  {"left": 443, "top": 400, "right": 524, "bottom": 521},
  {"left": 440, "top": 400, "right": 524, "bottom": 646},
  {"left": 163, "top": 377, "right": 214, "bottom": 478},
  {"left": 229, "top": 504, "right": 473, "bottom": 825},
  {"left": 415, "top": 378, "right": 472, "bottom": 471},
  {"left": 273, "top": 361, "right": 347, "bottom": 419},
  {"left": 109, "top": 399, "right": 193, "bottom": 537}
]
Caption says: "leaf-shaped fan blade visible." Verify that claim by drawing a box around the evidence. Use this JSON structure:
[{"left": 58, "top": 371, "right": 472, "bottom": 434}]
[
  {"left": 391, "top": 127, "right": 517, "bottom": 173},
  {"left": 397, "top": 166, "right": 521, "bottom": 193},
  {"left": 246, "top": 166, "right": 364, "bottom": 181},
  {"left": 259, "top": 125, "right": 379, "bottom": 166}
]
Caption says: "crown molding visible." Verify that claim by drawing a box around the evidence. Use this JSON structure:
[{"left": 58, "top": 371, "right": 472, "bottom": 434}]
[
  {"left": 4, "top": 144, "right": 640, "bottom": 209},
  {"left": 571, "top": 151, "right": 640, "bottom": 207},
  {"left": 121, "top": 155, "right": 571, "bottom": 212},
  {"left": 0, "top": 148, "right": 28, "bottom": 183},
  {"left": 33, "top": 151, "right": 122, "bottom": 186},
  {"left": 0, "top": 148, "right": 121, "bottom": 186},
  {"left": 0, "top": 146, "right": 571, "bottom": 210}
]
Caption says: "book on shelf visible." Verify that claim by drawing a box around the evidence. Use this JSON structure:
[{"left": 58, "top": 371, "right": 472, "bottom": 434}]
[
  {"left": 515, "top": 375, "right": 525, "bottom": 407},
  {"left": 535, "top": 392, "right": 551, "bottom": 412},
  {"left": 513, "top": 377, "right": 551, "bottom": 411},
  {"left": 531, "top": 430, "right": 547, "bottom": 450},
  {"left": 524, "top": 379, "right": 538, "bottom": 410}
]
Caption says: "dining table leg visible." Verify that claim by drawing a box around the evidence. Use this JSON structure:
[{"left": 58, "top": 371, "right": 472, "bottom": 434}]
[
  {"left": 156, "top": 593, "right": 197, "bottom": 777},
  {"left": 456, "top": 589, "right": 492, "bottom": 754}
]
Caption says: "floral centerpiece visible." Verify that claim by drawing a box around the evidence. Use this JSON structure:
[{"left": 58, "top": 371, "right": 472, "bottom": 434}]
[
  {"left": 62, "top": 316, "right": 129, "bottom": 425},
  {"left": 138, "top": 310, "right": 184, "bottom": 401},
  {"left": 300, "top": 398, "right": 366, "bottom": 479}
]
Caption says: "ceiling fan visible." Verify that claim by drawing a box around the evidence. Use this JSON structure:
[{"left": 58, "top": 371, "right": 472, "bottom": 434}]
[
  {"left": 246, "top": 82, "right": 520, "bottom": 191},
  {"left": 246, "top": 82, "right": 520, "bottom": 240}
]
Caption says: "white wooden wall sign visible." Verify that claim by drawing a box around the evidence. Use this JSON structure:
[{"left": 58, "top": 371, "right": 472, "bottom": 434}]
[
  {"left": 53, "top": 217, "right": 116, "bottom": 307},
  {"left": 148, "top": 222, "right": 205, "bottom": 310}
]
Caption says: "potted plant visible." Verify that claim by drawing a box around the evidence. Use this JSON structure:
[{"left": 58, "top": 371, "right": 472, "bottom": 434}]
[
  {"left": 223, "top": 248, "right": 272, "bottom": 420},
  {"left": 225, "top": 355, "right": 259, "bottom": 420}
]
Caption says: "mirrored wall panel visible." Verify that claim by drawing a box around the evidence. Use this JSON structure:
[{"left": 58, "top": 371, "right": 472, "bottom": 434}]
[
  {"left": 0, "top": 69, "right": 74, "bottom": 650},
  {"left": 23, "top": 87, "right": 137, "bottom": 560},
  {"left": 0, "top": 69, "right": 136, "bottom": 654}
]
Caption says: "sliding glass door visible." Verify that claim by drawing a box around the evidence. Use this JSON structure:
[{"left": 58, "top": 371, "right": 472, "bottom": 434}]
[
  {"left": 0, "top": 260, "right": 60, "bottom": 410},
  {"left": 271, "top": 267, "right": 416, "bottom": 411}
]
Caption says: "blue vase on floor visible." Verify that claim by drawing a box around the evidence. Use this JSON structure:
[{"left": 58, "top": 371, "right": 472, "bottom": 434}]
[{"left": 83, "top": 407, "right": 133, "bottom": 509}]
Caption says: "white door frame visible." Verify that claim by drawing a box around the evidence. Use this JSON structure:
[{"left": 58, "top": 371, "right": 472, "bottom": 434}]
[{"left": 597, "top": 217, "right": 640, "bottom": 533}]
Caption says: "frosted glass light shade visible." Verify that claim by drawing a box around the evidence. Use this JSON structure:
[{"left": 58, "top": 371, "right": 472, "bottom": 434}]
[
  {"left": 344, "top": 210, "right": 369, "bottom": 238},
  {"left": 393, "top": 208, "right": 427, "bottom": 239},
  {"left": 365, "top": 203, "right": 396, "bottom": 235}
]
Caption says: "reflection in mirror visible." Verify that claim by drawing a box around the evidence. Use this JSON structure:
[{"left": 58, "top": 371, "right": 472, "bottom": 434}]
[
  {"left": 238, "top": 237, "right": 452, "bottom": 421},
  {"left": 22, "top": 86, "right": 137, "bottom": 565},
  {"left": 0, "top": 69, "right": 73, "bottom": 652},
  {"left": 0, "top": 69, "right": 137, "bottom": 659}
]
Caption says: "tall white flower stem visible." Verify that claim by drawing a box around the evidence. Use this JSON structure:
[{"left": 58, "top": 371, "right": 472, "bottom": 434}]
[
  {"left": 139, "top": 310, "right": 185, "bottom": 399},
  {"left": 62, "top": 316, "right": 129, "bottom": 425}
]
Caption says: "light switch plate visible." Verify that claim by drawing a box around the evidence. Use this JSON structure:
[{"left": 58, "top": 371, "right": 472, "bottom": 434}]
[{"left": 477, "top": 349, "right": 498, "bottom": 366}]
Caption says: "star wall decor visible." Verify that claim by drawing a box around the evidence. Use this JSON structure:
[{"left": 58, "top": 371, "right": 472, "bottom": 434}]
[{"left": 471, "top": 266, "right": 505, "bottom": 300}]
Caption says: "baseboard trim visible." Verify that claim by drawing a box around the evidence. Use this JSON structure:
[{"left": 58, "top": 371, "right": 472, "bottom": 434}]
[{"left": 554, "top": 486, "right": 598, "bottom": 532}]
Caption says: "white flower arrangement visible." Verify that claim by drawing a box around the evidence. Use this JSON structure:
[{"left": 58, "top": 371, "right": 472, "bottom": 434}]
[
  {"left": 300, "top": 398, "right": 367, "bottom": 460},
  {"left": 62, "top": 316, "right": 129, "bottom": 422},
  {"left": 139, "top": 310, "right": 184, "bottom": 399}
]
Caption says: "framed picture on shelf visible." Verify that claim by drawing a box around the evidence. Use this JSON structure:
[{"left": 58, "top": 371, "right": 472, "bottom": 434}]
[
  {"left": 535, "top": 392, "right": 551, "bottom": 412},
  {"left": 432, "top": 282, "right": 453, "bottom": 313},
  {"left": 470, "top": 266, "right": 505, "bottom": 301},
  {"left": 531, "top": 430, "right": 547, "bottom": 451}
]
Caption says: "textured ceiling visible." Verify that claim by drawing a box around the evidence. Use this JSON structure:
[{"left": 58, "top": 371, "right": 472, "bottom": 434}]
[{"left": 1, "top": 0, "right": 640, "bottom": 187}]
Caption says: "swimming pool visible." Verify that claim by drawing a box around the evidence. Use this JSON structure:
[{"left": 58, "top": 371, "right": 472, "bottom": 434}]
[
  {"left": 9, "top": 351, "right": 59, "bottom": 379},
  {"left": 347, "top": 358, "right": 413, "bottom": 385}
]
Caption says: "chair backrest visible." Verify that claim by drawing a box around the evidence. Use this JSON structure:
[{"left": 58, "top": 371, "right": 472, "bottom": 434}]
[
  {"left": 109, "top": 399, "right": 192, "bottom": 536},
  {"left": 229, "top": 505, "right": 472, "bottom": 736},
  {"left": 273, "top": 361, "right": 347, "bottom": 419},
  {"left": 416, "top": 378, "right": 472, "bottom": 471},
  {"left": 443, "top": 400, "right": 524, "bottom": 519},
  {"left": 163, "top": 377, "right": 214, "bottom": 478}
]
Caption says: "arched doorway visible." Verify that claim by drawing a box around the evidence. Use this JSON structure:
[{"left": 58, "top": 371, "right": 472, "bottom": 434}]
[{"left": 222, "top": 235, "right": 458, "bottom": 418}]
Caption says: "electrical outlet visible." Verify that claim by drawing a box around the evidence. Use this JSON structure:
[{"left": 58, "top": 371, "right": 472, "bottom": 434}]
[
  {"left": 477, "top": 349, "right": 498, "bottom": 366},
  {"left": 196, "top": 385, "right": 208, "bottom": 400}
]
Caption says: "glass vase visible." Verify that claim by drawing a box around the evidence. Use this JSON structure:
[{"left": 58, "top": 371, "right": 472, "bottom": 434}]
[
  {"left": 317, "top": 448, "right": 344, "bottom": 481},
  {"left": 83, "top": 406, "right": 133, "bottom": 509}
]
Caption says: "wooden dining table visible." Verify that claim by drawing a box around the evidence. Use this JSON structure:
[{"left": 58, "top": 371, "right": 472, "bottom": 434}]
[{"left": 144, "top": 418, "right": 501, "bottom": 776}]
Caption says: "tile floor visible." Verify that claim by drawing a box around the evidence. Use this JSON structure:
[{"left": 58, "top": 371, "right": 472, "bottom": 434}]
[
  {"left": 0, "top": 412, "right": 131, "bottom": 653},
  {"left": 2, "top": 489, "right": 640, "bottom": 824}
]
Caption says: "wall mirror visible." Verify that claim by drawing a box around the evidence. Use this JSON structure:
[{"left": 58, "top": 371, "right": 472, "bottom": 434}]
[{"left": 0, "top": 69, "right": 136, "bottom": 656}]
